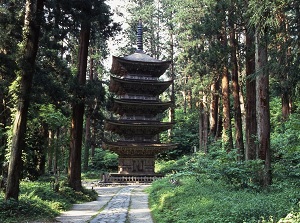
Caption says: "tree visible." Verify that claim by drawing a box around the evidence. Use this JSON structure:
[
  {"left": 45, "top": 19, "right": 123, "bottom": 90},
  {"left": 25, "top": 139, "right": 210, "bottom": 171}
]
[
  {"left": 6, "top": 0, "right": 45, "bottom": 200},
  {"left": 229, "top": 0, "right": 244, "bottom": 159},
  {"left": 255, "top": 27, "right": 271, "bottom": 186},
  {"left": 68, "top": 0, "right": 117, "bottom": 190},
  {"left": 245, "top": 25, "right": 257, "bottom": 160},
  {"left": 69, "top": 9, "right": 91, "bottom": 191}
]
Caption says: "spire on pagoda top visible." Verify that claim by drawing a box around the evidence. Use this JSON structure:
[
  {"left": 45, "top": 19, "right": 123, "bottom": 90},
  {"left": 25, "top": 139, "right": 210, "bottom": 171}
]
[{"left": 136, "top": 19, "right": 143, "bottom": 53}]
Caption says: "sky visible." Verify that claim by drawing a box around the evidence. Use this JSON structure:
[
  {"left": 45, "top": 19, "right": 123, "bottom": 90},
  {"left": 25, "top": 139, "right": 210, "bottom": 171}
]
[{"left": 104, "top": 0, "right": 130, "bottom": 69}]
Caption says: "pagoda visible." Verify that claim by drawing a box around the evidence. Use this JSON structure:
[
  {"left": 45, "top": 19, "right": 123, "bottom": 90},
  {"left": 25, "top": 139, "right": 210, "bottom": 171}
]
[{"left": 103, "top": 21, "right": 177, "bottom": 183}]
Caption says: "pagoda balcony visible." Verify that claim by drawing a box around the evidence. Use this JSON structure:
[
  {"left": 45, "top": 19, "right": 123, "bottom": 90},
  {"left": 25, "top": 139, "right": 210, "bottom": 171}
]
[
  {"left": 109, "top": 76, "right": 172, "bottom": 96},
  {"left": 119, "top": 115, "right": 158, "bottom": 121},
  {"left": 110, "top": 99, "right": 172, "bottom": 116},
  {"left": 123, "top": 75, "right": 159, "bottom": 81},
  {"left": 118, "top": 95, "right": 159, "bottom": 101},
  {"left": 102, "top": 140, "right": 178, "bottom": 156},
  {"left": 104, "top": 119, "right": 174, "bottom": 136}
]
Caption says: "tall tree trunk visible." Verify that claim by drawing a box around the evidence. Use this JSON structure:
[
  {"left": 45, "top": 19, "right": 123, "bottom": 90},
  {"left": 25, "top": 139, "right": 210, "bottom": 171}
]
[
  {"left": 221, "top": 66, "right": 233, "bottom": 151},
  {"left": 5, "top": 0, "right": 44, "bottom": 201},
  {"left": 278, "top": 14, "right": 292, "bottom": 121},
  {"left": 83, "top": 53, "right": 94, "bottom": 171},
  {"left": 199, "top": 94, "right": 208, "bottom": 153},
  {"left": 281, "top": 91, "right": 290, "bottom": 121},
  {"left": 68, "top": 20, "right": 91, "bottom": 191},
  {"left": 245, "top": 27, "right": 257, "bottom": 160},
  {"left": 38, "top": 122, "right": 48, "bottom": 175},
  {"left": 229, "top": 6, "right": 244, "bottom": 160},
  {"left": 0, "top": 89, "right": 6, "bottom": 166},
  {"left": 48, "top": 130, "right": 54, "bottom": 172},
  {"left": 255, "top": 29, "right": 271, "bottom": 187},
  {"left": 168, "top": 25, "right": 175, "bottom": 137},
  {"left": 229, "top": 10, "right": 244, "bottom": 159},
  {"left": 180, "top": 91, "right": 187, "bottom": 114},
  {"left": 209, "top": 76, "right": 220, "bottom": 138}
]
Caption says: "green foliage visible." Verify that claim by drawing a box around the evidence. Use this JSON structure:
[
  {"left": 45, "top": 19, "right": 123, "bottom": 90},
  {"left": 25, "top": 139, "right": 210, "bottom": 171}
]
[
  {"left": 160, "top": 108, "right": 199, "bottom": 160},
  {"left": 0, "top": 179, "right": 97, "bottom": 223},
  {"left": 272, "top": 113, "right": 300, "bottom": 186},
  {"left": 149, "top": 155, "right": 300, "bottom": 223},
  {"left": 89, "top": 148, "right": 118, "bottom": 172},
  {"left": 158, "top": 142, "right": 267, "bottom": 191}
]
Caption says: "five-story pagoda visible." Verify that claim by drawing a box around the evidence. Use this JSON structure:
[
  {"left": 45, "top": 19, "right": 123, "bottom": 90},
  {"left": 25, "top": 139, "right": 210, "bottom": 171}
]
[{"left": 103, "top": 20, "right": 177, "bottom": 182}]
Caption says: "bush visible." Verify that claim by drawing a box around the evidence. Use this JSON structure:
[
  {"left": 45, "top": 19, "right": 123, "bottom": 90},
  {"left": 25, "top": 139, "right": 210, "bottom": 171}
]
[
  {"left": 149, "top": 150, "right": 300, "bottom": 223},
  {"left": 0, "top": 179, "right": 97, "bottom": 223},
  {"left": 149, "top": 175, "right": 300, "bottom": 223},
  {"left": 89, "top": 148, "right": 118, "bottom": 172}
]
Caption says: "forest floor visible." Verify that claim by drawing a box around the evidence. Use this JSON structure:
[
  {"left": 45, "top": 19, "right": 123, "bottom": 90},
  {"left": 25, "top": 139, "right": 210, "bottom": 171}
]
[{"left": 54, "top": 184, "right": 153, "bottom": 223}]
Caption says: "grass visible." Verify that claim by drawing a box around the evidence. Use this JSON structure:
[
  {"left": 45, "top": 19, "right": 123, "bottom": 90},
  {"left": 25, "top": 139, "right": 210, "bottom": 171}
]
[
  {"left": 0, "top": 177, "right": 98, "bottom": 223},
  {"left": 148, "top": 153, "right": 300, "bottom": 223},
  {"left": 148, "top": 175, "right": 300, "bottom": 223}
]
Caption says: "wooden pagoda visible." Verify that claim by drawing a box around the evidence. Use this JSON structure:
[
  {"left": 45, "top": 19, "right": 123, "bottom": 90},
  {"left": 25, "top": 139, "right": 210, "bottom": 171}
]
[{"left": 103, "top": 21, "right": 177, "bottom": 183}]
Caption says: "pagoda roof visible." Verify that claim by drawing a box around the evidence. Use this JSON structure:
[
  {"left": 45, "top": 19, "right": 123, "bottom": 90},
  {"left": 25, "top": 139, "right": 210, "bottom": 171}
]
[
  {"left": 109, "top": 76, "right": 172, "bottom": 96},
  {"left": 102, "top": 141, "right": 177, "bottom": 156},
  {"left": 110, "top": 99, "right": 172, "bottom": 115},
  {"left": 110, "top": 53, "right": 171, "bottom": 77},
  {"left": 105, "top": 119, "right": 174, "bottom": 136}
]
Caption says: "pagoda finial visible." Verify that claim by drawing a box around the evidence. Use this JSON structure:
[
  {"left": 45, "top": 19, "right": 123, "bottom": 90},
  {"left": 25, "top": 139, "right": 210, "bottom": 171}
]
[{"left": 136, "top": 19, "right": 143, "bottom": 53}]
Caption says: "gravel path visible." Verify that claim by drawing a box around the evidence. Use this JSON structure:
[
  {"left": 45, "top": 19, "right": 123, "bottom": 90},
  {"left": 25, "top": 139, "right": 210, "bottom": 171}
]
[{"left": 55, "top": 185, "right": 153, "bottom": 223}]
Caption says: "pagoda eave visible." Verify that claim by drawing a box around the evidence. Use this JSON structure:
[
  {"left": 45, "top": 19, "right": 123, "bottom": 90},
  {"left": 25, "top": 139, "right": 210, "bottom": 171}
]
[{"left": 110, "top": 55, "right": 171, "bottom": 77}]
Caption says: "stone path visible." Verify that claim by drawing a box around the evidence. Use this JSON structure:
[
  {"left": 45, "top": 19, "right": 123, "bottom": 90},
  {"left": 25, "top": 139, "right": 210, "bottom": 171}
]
[{"left": 55, "top": 185, "right": 153, "bottom": 223}]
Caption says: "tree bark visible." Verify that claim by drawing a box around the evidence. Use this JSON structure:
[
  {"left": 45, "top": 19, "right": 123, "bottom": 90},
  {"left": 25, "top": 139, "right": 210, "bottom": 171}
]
[
  {"left": 221, "top": 66, "right": 233, "bottom": 151},
  {"left": 0, "top": 88, "right": 6, "bottom": 166},
  {"left": 168, "top": 25, "right": 175, "bottom": 138},
  {"left": 83, "top": 53, "right": 94, "bottom": 171},
  {"left": 209, "top": 77, "right": 220, "bottom": 138},
  {"left": 245, "top": 27, "right": 257, "bottom": 160},
  {"left": 229, "top": 11, "right": 244, "bottom": 159},
  {"left": 255, "top": 29, "right": 271, "bottom": 187},
  {"left": 69, "top": 20, "right": 91, "bottom": 191},
  {"left": 199, "top": 94, "right": 208, "bottom": 153},
  {"left": 281, "top": 91, "right": 290, "bottom": 121},
  {"left": 5, "top": 0, "right": 44, "bottom": 201}
]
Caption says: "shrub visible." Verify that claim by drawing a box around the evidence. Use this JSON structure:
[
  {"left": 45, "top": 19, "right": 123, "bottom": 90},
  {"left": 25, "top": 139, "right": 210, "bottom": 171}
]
[
  {"left": 149, "top": 175, "right": 300, "bottom": 223},
  {"left": 0, "top": 179, "right": 97, "bottom": 222}
]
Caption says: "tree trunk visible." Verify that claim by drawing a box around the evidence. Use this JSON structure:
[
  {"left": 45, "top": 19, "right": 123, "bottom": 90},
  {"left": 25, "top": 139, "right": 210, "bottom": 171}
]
[
  {"left": 38, "top": 122, "right": 48, "bottom": 175},
  {"left": 180, "top": 90, "right": 187, "bottom": 114},
  {"left": 83, "top": 54, "right": 94, "bottom": 171},
  {"left": 199, "top": 94, "right": 208, "bottom": 153},
  {"left": 255, "top": 29, "right": 271, "bottom": 187},
  {"left": 229, "top": 7, "right": 244, "bottom": 159},
  {"left": 5, "top": 0, "right": 44, "bottom": 201},
  {"left": 281, "top": 91, "right": 290, "bottom": 121},
  {"left": 68, "top": 20, "right": 91, "bottom": 191},
  {"left": 209, "top": 76, "right": 220, "bottom": 138},
  {"left": 168, "top": 26, "right": 175, "bottom": 137},
  {"left": 221, "top": 66, "right": 233, "bottom": 151},
  {"left": 0, "top": 89, "right": 6, "bottom": 166},
  {"left": 245, "top": 27, "right": 257, "bottom": 160},
  {"left": 48, "top": 130, "right": 54, "bottom": 172},
  {"left": 84, "top": 115, "right": 91, "bottom": 171}
]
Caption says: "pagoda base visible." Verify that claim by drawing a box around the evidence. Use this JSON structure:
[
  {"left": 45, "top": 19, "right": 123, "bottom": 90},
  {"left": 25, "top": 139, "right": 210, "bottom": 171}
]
[{"left": 107, "top": 173, "right": 164, "bottom": 183}]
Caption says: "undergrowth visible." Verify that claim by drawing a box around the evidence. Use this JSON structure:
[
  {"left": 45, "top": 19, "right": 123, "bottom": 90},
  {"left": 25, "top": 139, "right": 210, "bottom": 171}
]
[
  {"left": 150, "top": 146, "right": 300, "bottom": 223},
  {"left": 0, "top": 178, "right": 98, "bottom": 223}
]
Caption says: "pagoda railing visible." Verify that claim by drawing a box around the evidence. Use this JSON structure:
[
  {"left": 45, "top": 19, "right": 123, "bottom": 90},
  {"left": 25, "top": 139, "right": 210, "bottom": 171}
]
[{"left": 119, "top": 95, "right": 159, "bottom": 101}]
